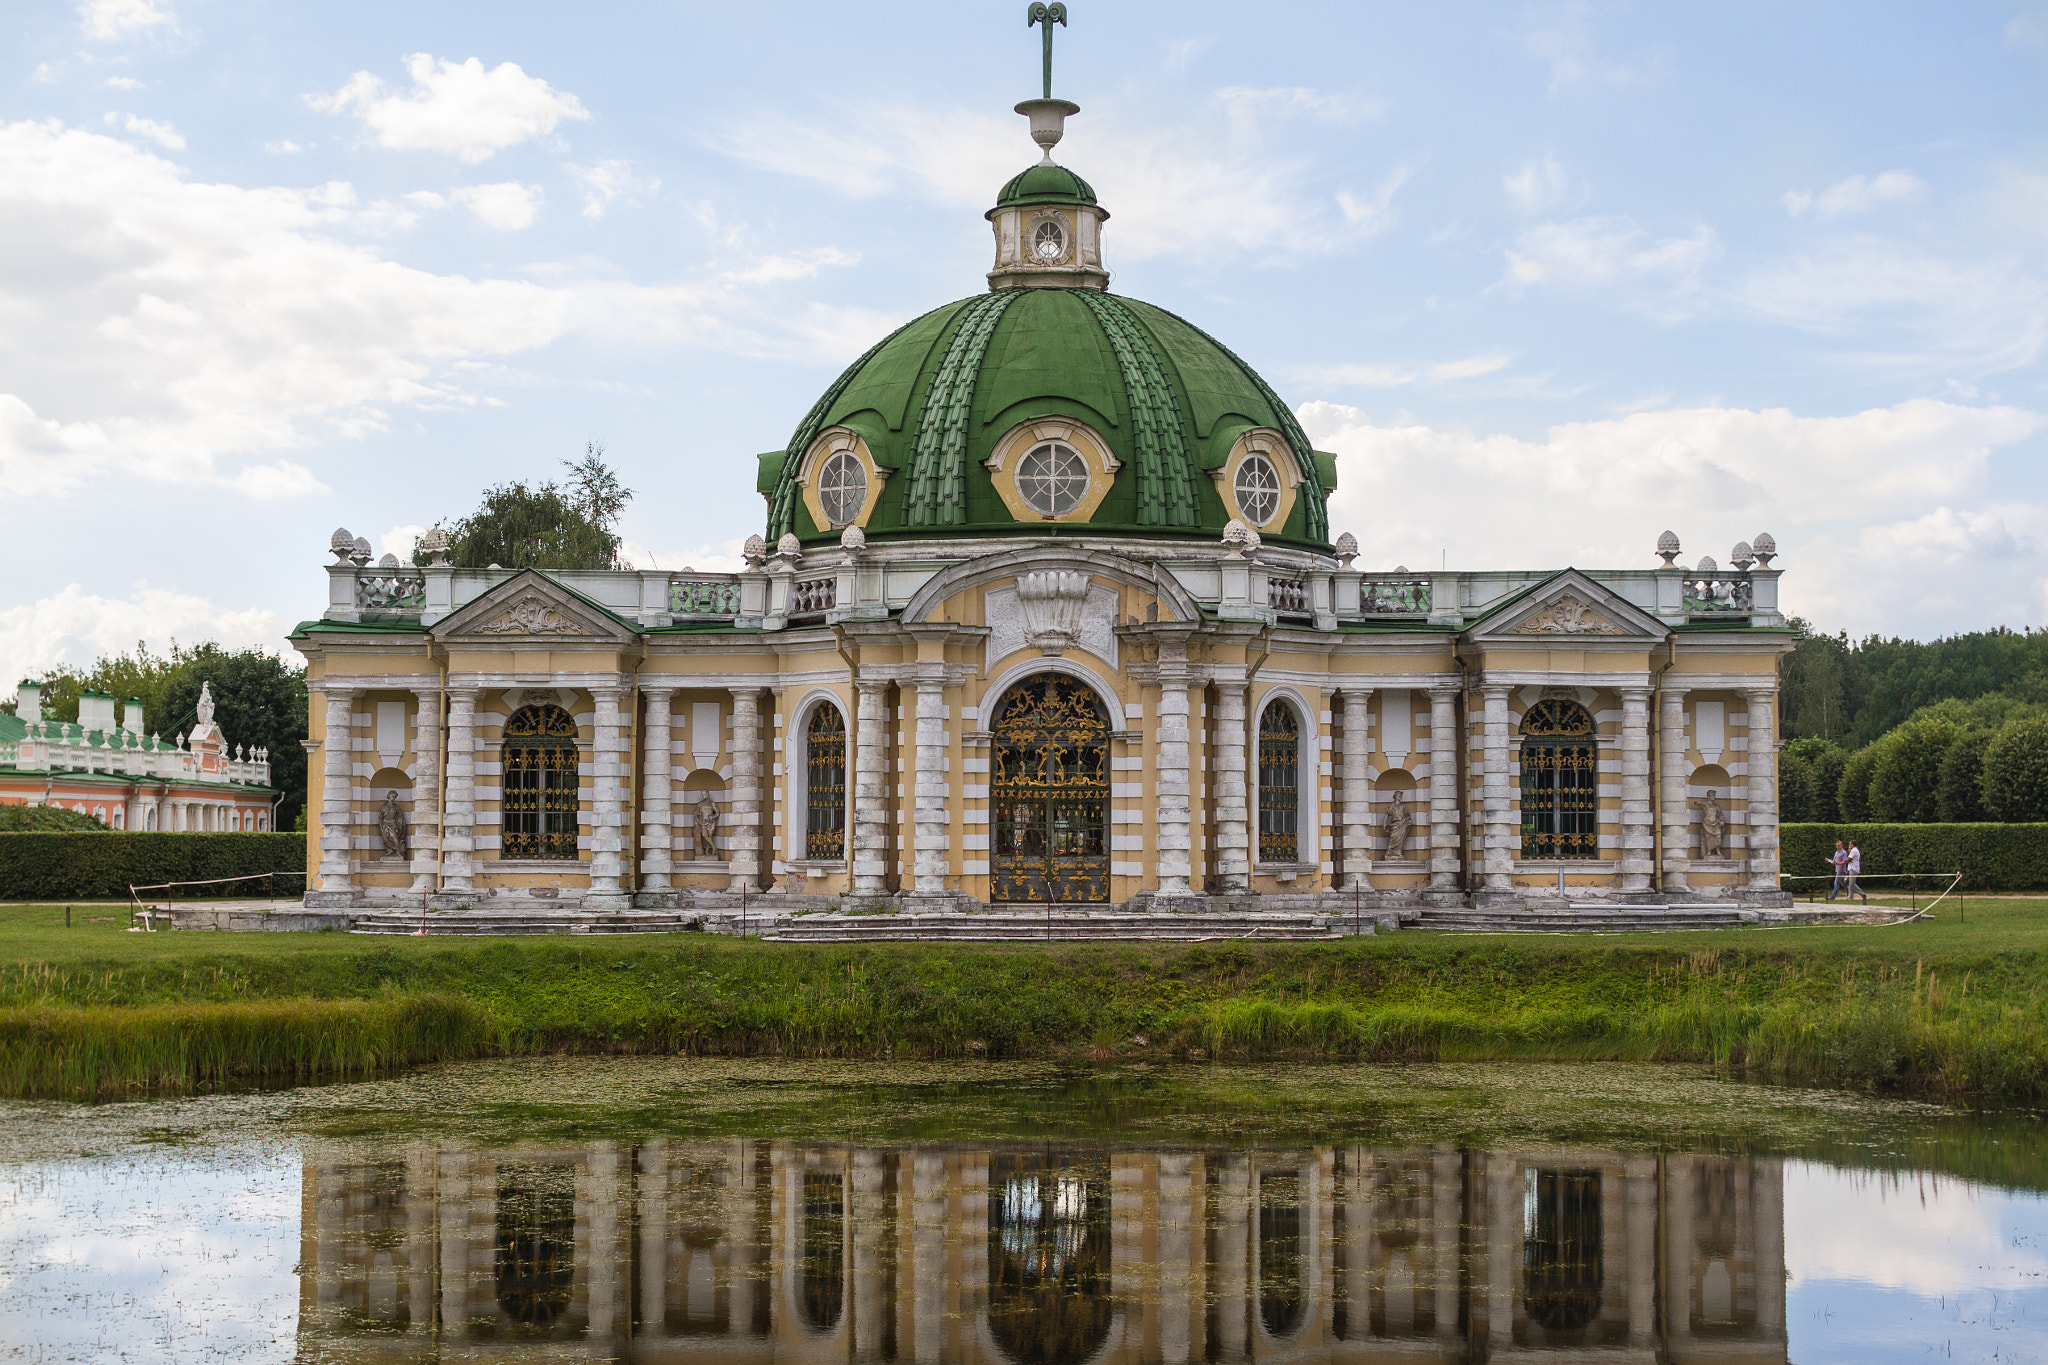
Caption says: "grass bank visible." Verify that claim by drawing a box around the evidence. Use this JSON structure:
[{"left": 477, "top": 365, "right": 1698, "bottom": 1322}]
[{"left": 1, "top": 899, "right": 2044, "bottom": 1101}]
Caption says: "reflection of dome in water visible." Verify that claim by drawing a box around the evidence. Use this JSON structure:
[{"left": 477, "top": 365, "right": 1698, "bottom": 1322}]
[{"left": 988, "top": 1156, "right": 1113, "bottom": 1365}]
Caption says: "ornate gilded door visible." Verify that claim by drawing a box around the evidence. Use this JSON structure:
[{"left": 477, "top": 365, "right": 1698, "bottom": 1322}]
[{"left": 990, "top": 675, "right": 1110, "bottom": 902}]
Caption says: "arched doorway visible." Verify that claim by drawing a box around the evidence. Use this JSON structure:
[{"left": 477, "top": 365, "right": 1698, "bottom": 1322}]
[
  {"left": 1519, "top": 698, "right": 1597, "bottom": 860},
  {"left": 503, "top": 703, "right": 579, "bottom": 860},
  {"left": 987, "top": 1154, "right": 1113, "bottom": 1365},
  {"left": 990, "top": 674, "right": 1110, "bottom": 903}
]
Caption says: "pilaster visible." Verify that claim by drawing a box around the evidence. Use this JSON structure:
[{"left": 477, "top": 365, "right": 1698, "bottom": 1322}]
[
  {"left": 851, "top": 678, "right": 891, "bottom": 899},
  {"left": 1339, "top": 688, "right": 1372, "bottom": 887},
  {"left": 1479, "top": 684, "right": 1512, "bottom": 894},
  {"left": 1744, "top": 686, "right": 1780, "bottom": 894},
  {"left": 407, "top": 687, "right": 442, "bottom": 899},
  {"left": 1620, "top": 686, "right": 1654, "bottom": 892},
  {"left": 907, "top": 673, "right": 954, "bottom": 902},
  {"left": 728, "top": 688, "right": 763, "bottom": 890},
  {"left": 438, "top": 688, "right": 478, "bottom": 899},
  {"left": 637, "top": 687, "right": 675, "bottom": 904},
  {"left": 1212, "top": 679, "right": 1251, "bottom": 893},
  {"left": 1147, "top": 634, "right": 1196, "bottom": 899},
  {"left": 308, "top": 687, "right": 358, "bottom": 907},
  {"left": 1658, "top": 686, "right": 1690, "bottom": 893},
  {"left": 1427, "top": 686, "right": 1461, "bottom": 894}
]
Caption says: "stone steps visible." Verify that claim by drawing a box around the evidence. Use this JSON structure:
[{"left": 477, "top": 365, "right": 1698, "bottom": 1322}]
[
  {"left": 762, "top": 911, "right": 1348, "bottom": 943},
  {"left": 1406, "top": 903, "right": 1751, "bottom": 933},
  {"left": 351, "top": 911, "right": 708, "bottom": 936}
]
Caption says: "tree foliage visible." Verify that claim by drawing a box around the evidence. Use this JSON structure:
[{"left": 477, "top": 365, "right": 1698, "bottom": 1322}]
[
  {"left": 1780, "top": 622, "right": 2048, "bottom": 744},
  {"left": 1837, "top": 745, "right": 1880, "bottom": 822},
  {"left": 1866, "top": 716, "right": 1960, "bottom": 823},
  {"left": 1983, "top": 717, "right": 2048, "bottom": 822},
  {"left": 434, "top": 445, "right": 636, "bottom": 572},
  {"left": 0, "top": 804, "right": 107, "bottom": 832},
  {"left": 1936, "top": 731, "right": 1993, "bottom": 823}
]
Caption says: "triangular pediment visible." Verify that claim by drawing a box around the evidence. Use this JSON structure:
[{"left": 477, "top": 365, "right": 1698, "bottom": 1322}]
[
  {"left": 432, "top": 570, "right": 638, "bottom": 642},
  {"left": 1468, "top": 570, "right": 1665, "bottom": 641}
]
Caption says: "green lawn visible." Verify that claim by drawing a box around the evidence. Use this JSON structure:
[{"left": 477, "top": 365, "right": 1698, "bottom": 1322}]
[{"left": 1, "top": 897, "right": 2043, "bottom": 1101}]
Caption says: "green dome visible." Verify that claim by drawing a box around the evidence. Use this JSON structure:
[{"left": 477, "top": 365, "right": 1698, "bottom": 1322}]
[
  {"left": 763, "top": 290, "right": 1334, "bottom": 548},
  {"left": 993, "top": 162, "right": 1100, "bottom": 211}
]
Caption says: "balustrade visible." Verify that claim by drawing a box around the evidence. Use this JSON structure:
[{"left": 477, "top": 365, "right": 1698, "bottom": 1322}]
[
  {"left": 1266, "top": 576, "right": 1311, "bottom": 616},
  {"left": 1358, "top": 575, "right": 1432, "bottom": 615},
  {"left": 1683, "top": 571, "right": 1754, "bottom": 615},
  {"left": 791, "top": 576, "right": 837, "bottom": 615},
  {"left": 354, "top": 570, "right": 425, "bottom": 611},
  {"left": 669, "top": 577, "right": 741, "bottom": 618}
]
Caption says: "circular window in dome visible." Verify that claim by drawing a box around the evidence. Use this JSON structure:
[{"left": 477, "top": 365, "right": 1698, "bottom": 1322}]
[
  {"left": 1017, "top": 442, "right": 1089, "bottom": 517},
  {"left": 1234, "top": 453, "right": 1283, "bottom": 527},
  {"left": 817, "top": 450, "right": 868, "bottom": 527},
  {"left": 1032, "top": 218, "right": 1068, "bottom": 263}
]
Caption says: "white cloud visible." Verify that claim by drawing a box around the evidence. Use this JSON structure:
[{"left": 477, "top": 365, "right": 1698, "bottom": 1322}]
[
  {"left": 1507, "top": 217, "right": 1717, "bottom": 288},
  {"left": 309, "top": 53, "right": 590, "bottom": 163},
  {"left": 379, "top": 524, "right": 427, "bottom": 562},
  {"left": 79, "top": 0, "right": 174, "bottom": 41},
  {"left": 1213, "top": 86, "right": 1383, "bottom": 124},
  {"left": 0, "top": 583, "right": 282, "bottom": 689},
  {"left": 1302, "top": 395, "right": 2045, "bottom": 636},
  {"left": 1519, "top": 1, "right": 1663, "bottom": 90},
  {"left": 263, "top": 138, "right": 305, "bottom": 154},
  {"left": 451, "top": 181, "right": 541, "bottom": 229},
  {"left": 1785, "top": 1162, "right": 2048, "bottom": 1295},
  {"left": 1298, "top": 353, "right": 1513, "bottom": 388},
  {"left": 1783, "top": 169, "right": 1925, "bottom": 218},
  {"left": 569, "top": 158, "right": 658, "bottom": 218},
  {"left": 101, "top": 76, "right": 144, "bottom": 91},
  {"left": 103, "top": 111, "right": 183, "bottom": 150},
  {"left": 1504, "top": 155, "right": 1566, "bottom": 213}
]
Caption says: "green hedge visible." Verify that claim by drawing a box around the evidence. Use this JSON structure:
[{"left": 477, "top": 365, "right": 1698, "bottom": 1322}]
[
  {"left": 0, "top": 833, "right": 308, "bottom": 901},
  {"left": 1782, "top": 823, "right": 2048, "bottom": 892}
]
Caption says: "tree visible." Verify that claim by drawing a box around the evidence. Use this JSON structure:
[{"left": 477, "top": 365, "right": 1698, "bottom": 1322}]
[
  {"left": 1780, "top": 619, "right": 1850, "bottom": 741},
  {"left": 1777, "top": 748, "right": 1815, "bottom": 822},
  {"left": 0, "top": 641, "right": 186, "bottom": 725},
  {"left": 0, "top": 804, "right": 106, "bottom": 831},
  {"left": 161, "top": 645, "right": 310, "bottom": 830},
  {"left": 434, "top": 444, "right": 635, "bottom": 572},
  {"left": 1837, "top": 745, "right": 1880, "bottom": 822},
  {"left": 1936, "top": 731, "right": 1993, "bottom": 822},
  {"left": 1982, "top": 716, "right": 2048, "bottom": 822},
  {"left": 1867, "top": 717, "right": 1959, "bottom": 822}
]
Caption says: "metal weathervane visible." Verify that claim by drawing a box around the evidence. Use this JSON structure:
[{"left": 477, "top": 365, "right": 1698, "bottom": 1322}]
[{"left": 1028, "top": 3, "right": 1068, "bottom": 99}]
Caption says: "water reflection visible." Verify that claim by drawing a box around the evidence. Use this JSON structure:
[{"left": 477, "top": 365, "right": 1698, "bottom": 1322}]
[{"left": 299, "top": 1143, "right": 1787, "bottom": 1362}]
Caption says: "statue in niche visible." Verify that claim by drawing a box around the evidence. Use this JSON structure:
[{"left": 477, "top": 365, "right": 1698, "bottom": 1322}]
[
  {"left": 694, "top": 794, "right": 720, "bottom": 860},
  {"left": 1382, "top": 790, "right": 1413, "bottom": 862},
  {"left": 1691, "top": 789, "right": 1726, "bottom": 859},
  {"left": 377, "top": 791, "right": 408, "bottom": 859}
]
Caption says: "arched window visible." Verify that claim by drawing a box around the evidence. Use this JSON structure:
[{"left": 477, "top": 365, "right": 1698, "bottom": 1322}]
[
  {"left": 817, "top": 450, "right": 867, "bottom": 527},
  {"left": 988, "top": 1155, "right": 1112, "bottom": 1365},
  {"left": 1234, "top": 452, "right": 1283, "bottom": 526},
  {"left": 1522, "top": 1168, "right": 1602, "bottom": 1335},
  {"left": 805, "top": 706, "right": 846, "bottom": 859},
  {"left": 1016, "top": 442, "right": 1089, "bottom": 517},
  {"left": 112, "top": 808, "right": 124, "bottom": 830},
  {"left": 495, "top": 1164, "right": 576, "bottom": 1328},
  {"left": 1258, "top": 702, "right": 1300, "bottom": 863},
  {"left": 1519, "top": 699, "right": 1597, "bottom": 860},
  {"left": 503, "top": 704, "right": 579, "bottom": 860}
]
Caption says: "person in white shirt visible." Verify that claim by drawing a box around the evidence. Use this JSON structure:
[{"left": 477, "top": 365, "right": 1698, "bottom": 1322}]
[
  {"left": 1845, "top": 840, "right": 1867, "bottom": 903},
  {"left": 1826, "top": 840, "right": 1850, "bottom": 900}
]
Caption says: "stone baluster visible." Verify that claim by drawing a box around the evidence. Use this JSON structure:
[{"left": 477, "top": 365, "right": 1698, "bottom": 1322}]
[
  {"left": 638, "top": 687, "right": 675, "bottom": 904},
  {"left": 1150, "top": 637, "right": 1195, "bottom": 899},
  {"left": 1339, "top": 688, "right": 1372, "bottom": 888},
  {"left": 1659, "top": 686, "right": 1690, "bottom": 893},
  {"left": 311, "top": 688, "right": 357, "bottom": 906},
  {"left": 1209, "top": 678, "right": 1251, "bottom": 893},
  {"left": 408, "top": 688, "right": 442, "bottom": 899},
  {"left": 1620, "top": 686, "right": 1654, "bottom": 893},
  {"left": 1426, "top": 686, "right": 1461, "bottom": 894},
  {"left": 442, "top": 689, "right": 478, "bottom": 896},
  {"left": 909, "top": 673, "right": 952, "bottom": 902},
  {"left": 1479, "top": 683, "right": 1512, "bottom": 894},
  {"left": 1744, "top": 686, "right": 1780, "bottom": 894},
  {"left": 851, "top": 678, "right": 891, "bottom": 900},
  {"left": 586, "top": 686, "right": 630, "bottom": 910},
  {"left": 727, "top": 688, "right": 762, "bottom": 890}
]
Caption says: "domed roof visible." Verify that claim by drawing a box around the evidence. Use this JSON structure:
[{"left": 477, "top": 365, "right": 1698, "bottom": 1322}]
[
  {"left": 993, "top": 162, "right": 1100, "bottom": 211},
  {"left": 763, "top": 289, "right": 1334, "bottom": 548}
]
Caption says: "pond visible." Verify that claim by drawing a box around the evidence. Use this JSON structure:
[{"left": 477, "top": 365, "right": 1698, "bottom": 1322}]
[{"left": 0, "top": 1059, "right": 2042, "bottom": 1364}]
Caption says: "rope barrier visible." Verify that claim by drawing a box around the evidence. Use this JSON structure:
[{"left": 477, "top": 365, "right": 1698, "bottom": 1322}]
[{"left": 126, "top": 869, "right": 308, "bottom": 931}]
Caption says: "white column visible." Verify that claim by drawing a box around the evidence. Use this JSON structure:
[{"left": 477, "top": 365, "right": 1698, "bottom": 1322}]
[
  {"left": 441, "top": 688, "right": 477, "bottom": 895},
  {"left": 1427, "top": 685, "right": 1461, "bottom": 893},
  {"left": 1621, "top": 686, "right": 1655, "bottom": 892},
  {"left": 1150, "top": 639, "right": 1194, "bottom": 898},
  {"left": 1745, "top": 686, "right": 1780, "bottom": 893},
  {"left": 312, "top": 688, "right": 356, "bottom": 905},
  {"left": 727, "top": 688, "right": 762, "bottom": 890},
  {"left": 1213, "top": 679, "right": 1251, "bottom": 893},
  {"left": 910, "top": 673, "right": 951, "bottom": 898},
  {"left": 638, "top": 687, "right": 675, "bottom": 902},
  {"left": 1480, "top": 683, "right": 1512, "bottom": 893},
  {"left": 408, "top": 689, "right": 441, "bottom": 897},
  {"left": 586, "top": 686, "right": 629, "bottom": 909},
  {"left": 851, "top": 678, "right": 890, "bottom": 899},
  {"left": 1339, "top": 688, "right": 1372, "bottom": 888},
  {"left": 1659, "top": 686, "right": 1690, "bottom": 893}
]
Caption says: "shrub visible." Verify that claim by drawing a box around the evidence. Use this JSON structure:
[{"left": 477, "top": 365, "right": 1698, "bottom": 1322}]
[
  {"left": 0, "top": 804, "right": 108, "bottom": 833},
  {"left": 1780, "top": 822, "right": 2048, "bottom": 892},
  {"left": 1983, "top": 717, "right": 2048, "bottom": 822},
  {"left": 0, "top": 833, "right": 307, "bottom": 900},
  {"left": 1868, "top": 717, "right": 1960, "bottom": 822},
  {"left": 1777, "top": 750, "right": 1814, "bottom": 822},
  {"left": 1837, "top": 746, "right": 1880, "bottom": 822},
  {"left": 1805, "top": 746, "right": 1846, "bottom": 823},
  {"left": 1936, "top": 731, "right": 1993, "bottom": 823}
]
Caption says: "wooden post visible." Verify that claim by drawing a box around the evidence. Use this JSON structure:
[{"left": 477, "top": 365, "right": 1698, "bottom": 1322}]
[{"left": 65, "top": 905, "right": 71, "bottom": 927}]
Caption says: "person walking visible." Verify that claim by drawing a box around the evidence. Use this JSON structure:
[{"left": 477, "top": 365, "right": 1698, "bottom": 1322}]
[
  {"left": 1845, "top": 840, "right": 1867, "bottom": 903},
  {"left": 1826, "top": 840, "right": 1849, "bottom": 900}
]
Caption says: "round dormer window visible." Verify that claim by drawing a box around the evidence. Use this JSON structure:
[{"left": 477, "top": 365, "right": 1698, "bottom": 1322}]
[
  {"left": 1032, "top": 219, "right": 1067, "bottom": 262},
  {"left": 1233, "top": 453, "right": 1283, "bottom": 526},
  {"left": 818, "top": 450, "right": 867, "bottom": 527},
  {"left": 1016, "top": 441, "right": 1088, "bottom": 516}
]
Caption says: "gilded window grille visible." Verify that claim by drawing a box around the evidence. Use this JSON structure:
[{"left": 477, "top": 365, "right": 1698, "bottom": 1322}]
[
  {"left": 1258, "top": 702, "right": 1300, "bottom": 862},
  {"left": 990, "top": 675, "right": 1110, "bottom": 903},
  {"left": 502, "top": 704, "right": 579, "bottom": 861},
  {"left": 1518, "top": 699, "right": 1598, "bottom": 860},
  {"left": 805, "top": 705, "right": 847, "bottom": 860}
]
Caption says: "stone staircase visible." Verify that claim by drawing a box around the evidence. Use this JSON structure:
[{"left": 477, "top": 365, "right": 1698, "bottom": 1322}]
[
  {"left": 761, "top": 909, "right": 1354, "bottom": 943},
  {"left": 350, "top": 909, "right": 712, "bottom": 936},
  {"left": 1402, "top": 901, "right": 1753, "bottom": 933}
]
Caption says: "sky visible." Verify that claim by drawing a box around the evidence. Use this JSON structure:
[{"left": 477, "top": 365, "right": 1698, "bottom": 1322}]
[{"left": 1, "top": 0, "right": 2044, "bottom": 687}]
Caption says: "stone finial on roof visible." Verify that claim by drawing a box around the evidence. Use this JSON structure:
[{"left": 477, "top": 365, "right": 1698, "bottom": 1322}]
[
  {"left": 420, "top": 525, "right": 451, "bottom": 566},
  {"left": 1221, "top": 519, "right": 1260, "bottom": 558},
  {"left": 330, "top": 527, "right": 355, "bottom": 563},
  {"left": 839, "top": 524, "right": 867, "bottom": 555},
  {"left": 775, "top": 532, "right": 803, "bottom": 562},
  {"left": 1334, "top": 531, "right": 1358, "bottom": 566},
  {"left": 1731, "top": 541, "right": 1755, "bottom": 569},
  {"left": 378, "top": 553, "right": 399, "bottom": 568},
  {"left": 1752, "top": 532, "right": 1777, "bottom": 566},
  {"left": 742, "top": 534, "right": 768, "bottom": 569},
  {"left": 1696, "top": 555, "right": 1718, "bottom": 574},
  {"left": 350, "top": 536, "right": 372, "bottom": 567},
  {"left": 1656, "top": 530, "right": 1681, "bottom": 565}
]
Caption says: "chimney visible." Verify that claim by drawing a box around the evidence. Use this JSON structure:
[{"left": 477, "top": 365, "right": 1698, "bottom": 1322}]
[
  {"left": 122, "top": 698, "right": 145, "bottom": 734},
  {"left": 77, "top": 691, "right": 118, "bottom": 733},
  {"left": 14, "top": 681, "right": 41, "bottom": 724}
]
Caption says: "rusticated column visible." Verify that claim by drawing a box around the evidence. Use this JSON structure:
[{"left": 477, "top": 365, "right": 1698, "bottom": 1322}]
[
  {"left": 441, "top": 688, "right": 478, "bottom": 895},
  {"left": 910, "top": 674, "right": 952, "bottom": 899},
  {"left": 1620, "top": 686, "right": 1655, "bottom": 892},
  {"left": 1745, "top": 686, "right": 1780, "bottom": 893},
  {"left": 1659, "top": 686, "right": 1690, "bottom": 893},
  {"left": 310, "top": 687, "right": 357, "bottom": 906},
  {"left": 1213, "top": 680, "right": 1251, "bottom": 893},
  {"left": 638, "top": 687, "right": 675, "bottom": 903},
  {"left": 728, "top": 688, "right": 762, "bottom": 889},
  {"left": 408, "top": 688, "right": 441, "bottom": 899},
  {"left": 1150, "top": 637, "right": 1195, "bottom": 898},
  {"left": 1427, "top": 686, "right": 1461, "bottom": 893},
  {"left": 851, "top": 678, "right": 891, "bottom": 899},
  {"left": 585, "top": 686, "right": 630, "bottom": 908},
  {"left": 1479, "top": 683, "right": 1512, "bottom": 893},
  {"left": 1339, "top": 688, "right": 1372, "bottom": 887}
]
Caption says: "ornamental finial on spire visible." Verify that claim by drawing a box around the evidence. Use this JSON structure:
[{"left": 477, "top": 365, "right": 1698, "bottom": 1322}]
[
  {"left": 1016, "top": 4, "right": 1079, "bottom": 166},
  {"left": 1028, "top": 3, "right": 1068, "bottom": 100}
]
